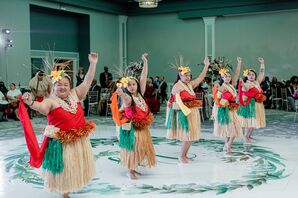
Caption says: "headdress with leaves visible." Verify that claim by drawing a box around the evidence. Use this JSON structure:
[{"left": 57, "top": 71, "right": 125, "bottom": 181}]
[
  {"left": 114, "top": 61, "right": 143, "bottom": 88},
  {"left": 207, "top": 57, "right": 233, "bottom": 77},
  {"left": 171, "top": 55, "right": 191, "bottom": 75}
]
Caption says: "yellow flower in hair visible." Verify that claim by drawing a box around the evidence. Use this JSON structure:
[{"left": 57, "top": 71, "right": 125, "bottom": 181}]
[
  {"left": 119, "top": 76, "right": 130, "bottom": 88},
  {"left": 243, "top": 69, "right": 249, "bottom": 77},
  {"left": 178, "top": 66, "right": 190, "bottom": 75},
  {"left": 219, "top": 68, "right": 229, "bottom": 76},
  {"left": 49, "top": 70, "right": 65, "bottom": 83}
]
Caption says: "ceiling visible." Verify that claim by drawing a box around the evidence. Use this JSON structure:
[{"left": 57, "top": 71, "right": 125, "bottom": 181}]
[{"left": 45, "top": 0, "right": 298, "bottom": 18}]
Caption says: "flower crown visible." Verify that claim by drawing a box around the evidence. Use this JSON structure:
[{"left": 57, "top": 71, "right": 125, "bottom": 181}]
[
  {"left": 48, "top": 70, "right": 69, "bottom": 84},
  {"left": 243, "top": 69, "right": 249, "bottom": 77},
  {"left": 178, "top": 66, "right": 191, "bottom": 75},
  {"left": 116, "top": 76, "right": 131, "bottom": 88},
  {"left": 219, "top": 68, "right": 230, "bottom": 76}
]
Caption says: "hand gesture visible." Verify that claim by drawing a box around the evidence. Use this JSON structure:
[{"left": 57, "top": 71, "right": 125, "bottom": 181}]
[
  {"left": 22, "top": 92, "right": 33, "bottom": 106},
  {"left": 237, "top": 57, "right": 242, "bottom": 64},
  {"left": 88, "top": 52, "right": 98, "bottom": 64},
  {"left": 204, "top": 56, "right": 210, "bottom": 67},
  {"left": 115, "top": 87, "right": 124, "bottom": 96},
  {"left": 141, "top": 53, "right": 148, "bottom": 63},
  {"left": 258, "top": 57, "right": 264, "bottom": 65}
]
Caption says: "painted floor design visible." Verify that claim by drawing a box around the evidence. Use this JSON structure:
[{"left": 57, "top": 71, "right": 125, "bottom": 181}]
[{"left": 0, "top": 107, "right": 297, "bottom": 198}]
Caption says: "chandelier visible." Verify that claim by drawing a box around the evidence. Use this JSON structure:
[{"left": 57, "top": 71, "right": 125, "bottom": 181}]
[{"left": 135, "top": 0, "right": 161, "bottom": 8}]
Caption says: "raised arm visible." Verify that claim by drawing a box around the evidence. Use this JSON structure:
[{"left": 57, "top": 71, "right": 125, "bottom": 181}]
[
  {"left": 190, "top": 57, "right": 210, "bottom": 88},
  {"left": 139, "top": 53, "right": 148, "bottom": 95},
  {"left": 232, "top": 57, "right": 242, "bottom": 87},
  {"left": 257, "top": 57, "right": 265, "bottom": 84},
  {"left": 115, "top": 87, "right": 132, "bottom": 107},
  {"left": 22, "top": 92, "right": 52, "bottom": 115},
  {"left": 75, "top": 52, "right": 98, "bottom": 100}
]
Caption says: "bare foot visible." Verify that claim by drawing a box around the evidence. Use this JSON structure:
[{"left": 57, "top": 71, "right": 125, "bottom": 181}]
[
  {"left": 63, "top": 193, "right": 70, "bottom": 198},
  {"left": 134, "top": 170, "right": 142, "bottom": 176},
  {"left": 179, "top": 157, "right": 189, "bottom": 164},
  {"left": 243, "top": 136, "right": 251, "bottom": 144},
  {"left": 127, "top": 171, "right": 138, "bottom": 180},
  {"left": 226, "top": 145, "right": 232, "bottom": 153}
]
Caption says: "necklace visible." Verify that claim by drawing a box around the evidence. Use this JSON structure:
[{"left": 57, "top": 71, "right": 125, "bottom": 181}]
[
  {"left": 178, "top": 80, "right": 195, "bottom": 95},
  {"left": 223, "top": 83, "right": 237, "bottom": 97},
  {"left": 55, "top": 94, "right": 78, "bottom": 114},
  {"left": 132, "top": 94, "right": 147, "bottom": 112}
]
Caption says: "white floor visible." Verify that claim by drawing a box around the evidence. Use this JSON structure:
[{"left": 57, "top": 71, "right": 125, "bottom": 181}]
[{"left": 0, "top": 109, "right": 297, "bottom": 198}]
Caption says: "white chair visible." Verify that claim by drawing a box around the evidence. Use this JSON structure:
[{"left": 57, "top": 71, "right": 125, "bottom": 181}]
[
  {"left": 88, "top": 91, "right": 99, "bottom": 116},
  {"left": 281, "top": 88, "right": 289, "bottom": 111},
  {"left": 100, "top": 89, "right": 111, "bottom": 116},
  {"left": 271, "top": 87, "right": 282, "bottom": 109},
  {"left": 294, "top": 100, "right": 298, "bottom": 122},
  {"left": 195, "top": 92, "right": 205, "bottom": 122}
]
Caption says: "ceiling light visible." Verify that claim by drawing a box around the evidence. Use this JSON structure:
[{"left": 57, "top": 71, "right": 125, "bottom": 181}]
[
  {"left": 135, "top": 0, "right": 161, "bottom": 8},
  {"left": 2, "top": 29, "right": 11, "bottom": 34}
]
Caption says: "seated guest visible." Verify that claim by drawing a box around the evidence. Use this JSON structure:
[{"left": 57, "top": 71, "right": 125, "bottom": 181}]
[
  {"left": 0, "top": 90, "right": 9, "bottom": 121},
  {"left": 144, "top": 78, "right": 160, "bottom": 114},
  {"left": 7, "top": 83, "right": 22, "bottom": 120}
]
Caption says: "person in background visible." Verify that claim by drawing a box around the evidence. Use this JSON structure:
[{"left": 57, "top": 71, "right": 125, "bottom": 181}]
[
  {"left": 76, "top": 67, "right": 85, "bottom": 86},
  {"left": 100, "top": 66, "right": 113, "bottom": 88},
  {"left": 29, "top": 70, "right": 52, "bottom": 102},
  {"left": 158, "top": 76, "right": 168, "bottom": 104},
  {"left": 0, "top": 90, "right": 9, "bottom": 121},
  {"left": 7, "top": 83, "right": 22, "bottom": 120}
]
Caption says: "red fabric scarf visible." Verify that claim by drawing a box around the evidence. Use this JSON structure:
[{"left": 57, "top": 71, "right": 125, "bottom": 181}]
[{"left": 18, "top": 97, "right": 49, "bottom": 168}]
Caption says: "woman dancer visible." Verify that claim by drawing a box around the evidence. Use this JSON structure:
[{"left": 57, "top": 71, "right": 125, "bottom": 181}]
[
  {"left": 112, "top": 53, "right": 156, "bottom": 179},
  {"left": 21, "top": 53, "right": 98, "bottom": 198},
  {"left": 238, "top": 57, "right": 266, "bottom": 143},
  {"left": 212, "top": 57, "right": 242, "bottom": 153},
  {"left": 166, "top": 56, "right": 209, "bottom": 163}
]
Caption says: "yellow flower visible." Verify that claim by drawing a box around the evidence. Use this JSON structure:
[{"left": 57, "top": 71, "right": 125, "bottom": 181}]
[
  {"left": 219, "top": 68, "right": 229, "bottom": 76},
  {"left": 49, "top": 70, "right": 65, "bottom": 83},
  {"left": 178, "top": 66, "right": 190, "bottom": 75},
  {"left": 243, "top": 69, "right": 249, "bottom": 77},
  {"left": 119, "top": 76, "right": 130, "bottom": 88}
]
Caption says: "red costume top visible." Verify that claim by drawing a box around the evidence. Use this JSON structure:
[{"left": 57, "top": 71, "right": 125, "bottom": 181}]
[
  {"left": 18, "top": 100, "right": 95, "bottom": 168},
  {"left": 123, "top": 101, "right": 153, "bottom": 130},
  {"left": 238, "top": 81, "right": 266, "bottom": 106}
]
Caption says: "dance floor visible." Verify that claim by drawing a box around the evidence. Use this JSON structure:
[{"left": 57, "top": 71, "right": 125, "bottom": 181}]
[{"left": 0, "top": 106, "right": 297, "bottom": 198}]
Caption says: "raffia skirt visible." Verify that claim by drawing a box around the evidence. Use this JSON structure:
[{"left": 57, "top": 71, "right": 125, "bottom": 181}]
[
  {"left": 212, "top": 104, "right": 243, "bottom": 138},
  {"left": 166, "top": 107, "right": 201, "bottom": 141},
  {"left": 120, "top": 127, "right": 156, "bottom": 170},
  {"left": 43, "top": 136, "right": 96, "bottom": 193},
  {"left": 238, "top": 99, "right": 266, "bottom": 129}
]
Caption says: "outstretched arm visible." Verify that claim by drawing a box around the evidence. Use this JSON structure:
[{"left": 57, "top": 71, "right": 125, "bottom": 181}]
[
  {"left": 257, "top": 57, "right": 265, "bottom": 84},
  {"left": 191, "top": 57, "right": 210, "bottom": 88},
  {"left": 75, "top": 52, "right": 98, "bottom": 100},
  {"left": 22, "top": 92, "right": 52, "bottom": 115},
  {"left": 139, "top": 53, "right": 148, "bottom": 95},
  {"left": 232, "top": 57, "right": 242, "bottom": 87}
]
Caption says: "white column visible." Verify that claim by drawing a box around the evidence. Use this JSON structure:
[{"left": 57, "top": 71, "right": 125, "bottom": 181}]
[
  {"left": 203, "top": 17, "right": 216, "bottom": 59},
  {"left": 119, "top": 15, "right": 128, "bottom": 69}
]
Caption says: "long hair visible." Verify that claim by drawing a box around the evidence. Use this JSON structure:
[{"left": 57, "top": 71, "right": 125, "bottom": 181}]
[
  {"left": 243, "top": 69, "right": 257, "bottom": 83},
  {"left": 122, "top": 78, "right": 146, "bottom": 113}
]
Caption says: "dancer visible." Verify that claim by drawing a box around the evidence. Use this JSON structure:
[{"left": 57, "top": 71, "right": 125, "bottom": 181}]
[
  {"left": 238, "top": 57, "right": 266, "bottom": 143},
  {"left": 21, "top": 52, "right": 98, "bottom": 198},
  {"left": 212, "top": 57, "right": 242, "bottom": 153},
  {"left": 112, "top": 53, "right": 156, "bottom": 179},
  {"left": 166, "top": 56, "right": 209, "bottom": 163}
]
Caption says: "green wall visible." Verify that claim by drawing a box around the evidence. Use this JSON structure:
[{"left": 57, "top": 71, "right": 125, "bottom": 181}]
[
  {"left": 127, "top": 14, "right": 205, "bottom": 82},
  {"left": 216, "top": 11, "right": 298, "bottom": 80},
  {"left": 0, "top": 0, "right": 119, "bottom": 86}
]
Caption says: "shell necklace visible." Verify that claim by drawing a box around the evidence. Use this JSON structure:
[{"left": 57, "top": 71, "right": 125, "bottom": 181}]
[
  {"left": 55, "top": 94, "right": 78, "bottom": 114},
  {"left": 132, "top": 94, "right": 147, "bottom": 112}
]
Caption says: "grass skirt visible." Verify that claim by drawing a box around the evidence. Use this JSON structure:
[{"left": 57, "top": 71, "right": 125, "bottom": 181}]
[
  {"left": 238, "top": 99, "right": 266, "bottom": 128},
  {"left": 166, "top": 107, "right": 201, "bottom": 141},
  {"left": 43, "top": 136, "right": 95, "bottom": 193},
  {"left": 213, "top": 104, "right": 242, "bottom": 138},
  {"left": 120, "top": 127, "right": 156, "bottom": 170}
]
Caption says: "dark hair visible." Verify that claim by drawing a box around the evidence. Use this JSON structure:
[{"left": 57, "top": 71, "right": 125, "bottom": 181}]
[
  {"left": 174, "top": 74, "right": 181, "bottom": 84},
  {"left": 243, "top": 69, "right": 257, "bottom": 83},
  {"left": 123, "top": 78, "right": 146, "bottom": 113}
]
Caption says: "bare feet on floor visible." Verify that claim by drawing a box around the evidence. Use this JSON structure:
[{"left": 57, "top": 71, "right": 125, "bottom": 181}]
[
  {"left": 179, "top": 156, "right": 189, "bottom": 164},
  {"left": 127, "top": 170, "right": 138, "bottom": 180}
]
